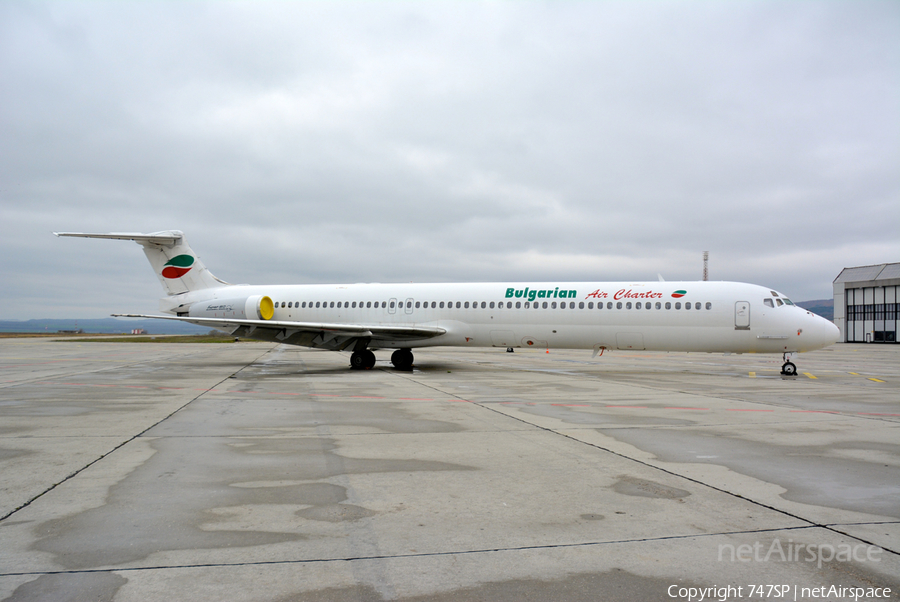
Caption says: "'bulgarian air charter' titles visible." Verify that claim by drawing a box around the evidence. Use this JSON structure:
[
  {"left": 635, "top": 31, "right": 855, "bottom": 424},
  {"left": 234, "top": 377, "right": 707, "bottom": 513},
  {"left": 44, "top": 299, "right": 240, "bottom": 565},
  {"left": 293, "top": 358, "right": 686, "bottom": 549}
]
[{"left": 505, "top": 287, "right": 669, "bottom": 302}]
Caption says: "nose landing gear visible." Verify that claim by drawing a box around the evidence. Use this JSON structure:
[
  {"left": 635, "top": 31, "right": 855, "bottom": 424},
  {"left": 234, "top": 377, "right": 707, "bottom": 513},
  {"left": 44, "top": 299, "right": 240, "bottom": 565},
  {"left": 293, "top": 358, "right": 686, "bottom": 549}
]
[{"left": 781, "top": 352, "right": 797, "bottom": 376}]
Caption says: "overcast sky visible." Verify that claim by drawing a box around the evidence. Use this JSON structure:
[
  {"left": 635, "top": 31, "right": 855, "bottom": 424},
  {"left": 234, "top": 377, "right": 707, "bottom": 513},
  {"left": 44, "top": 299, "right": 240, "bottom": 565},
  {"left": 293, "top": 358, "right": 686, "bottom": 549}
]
[{"left": 2, "top": 1, "right": 898, "bottom": 319}]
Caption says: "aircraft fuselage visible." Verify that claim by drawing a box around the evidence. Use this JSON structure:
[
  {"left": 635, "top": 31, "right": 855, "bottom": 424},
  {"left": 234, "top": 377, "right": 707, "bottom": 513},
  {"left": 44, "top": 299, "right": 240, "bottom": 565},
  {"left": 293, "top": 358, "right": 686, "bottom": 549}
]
[{"left": 169, "top": 280, "right": 838, "bottom": 355}]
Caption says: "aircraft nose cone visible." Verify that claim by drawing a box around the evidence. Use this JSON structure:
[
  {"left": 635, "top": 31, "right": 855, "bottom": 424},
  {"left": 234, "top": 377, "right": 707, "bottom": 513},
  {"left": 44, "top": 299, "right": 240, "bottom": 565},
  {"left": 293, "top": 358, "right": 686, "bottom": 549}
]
[{"left": 809, "top": 316, "right": 840, "bottom": 350}]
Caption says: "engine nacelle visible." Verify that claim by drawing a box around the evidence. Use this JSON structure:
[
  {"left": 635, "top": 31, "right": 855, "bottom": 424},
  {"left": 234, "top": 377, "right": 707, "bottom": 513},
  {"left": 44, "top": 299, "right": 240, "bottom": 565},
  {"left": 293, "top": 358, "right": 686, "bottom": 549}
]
[{"left": 188, "top": 295, "right": 274, "bottom": 320}]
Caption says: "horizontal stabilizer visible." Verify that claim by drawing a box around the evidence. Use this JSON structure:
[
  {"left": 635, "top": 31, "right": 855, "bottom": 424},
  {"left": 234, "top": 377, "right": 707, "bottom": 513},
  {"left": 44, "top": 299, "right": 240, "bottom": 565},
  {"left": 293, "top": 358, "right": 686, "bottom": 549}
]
[{"left": 54, "top": 231, "right": 183, "bottom": 246}]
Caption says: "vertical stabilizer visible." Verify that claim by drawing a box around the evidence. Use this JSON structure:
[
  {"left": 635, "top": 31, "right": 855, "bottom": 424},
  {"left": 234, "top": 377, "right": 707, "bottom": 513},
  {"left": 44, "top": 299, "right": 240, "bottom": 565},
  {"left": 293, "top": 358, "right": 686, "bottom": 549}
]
[{"left": 54, "top": 230, "right": 227, "bottom": 295}]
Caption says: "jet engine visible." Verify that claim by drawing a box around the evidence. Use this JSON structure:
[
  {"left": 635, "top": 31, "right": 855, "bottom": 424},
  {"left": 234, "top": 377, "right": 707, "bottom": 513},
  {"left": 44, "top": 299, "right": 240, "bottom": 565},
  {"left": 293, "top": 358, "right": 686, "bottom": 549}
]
[{"left": 188, "top": 295, "right": 274, "bottom": 320}]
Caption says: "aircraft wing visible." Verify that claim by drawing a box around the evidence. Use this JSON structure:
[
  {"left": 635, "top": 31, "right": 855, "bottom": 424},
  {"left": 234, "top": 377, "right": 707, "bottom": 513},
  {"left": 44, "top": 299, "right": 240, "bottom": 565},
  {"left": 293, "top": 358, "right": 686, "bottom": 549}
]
[{"left": 112, "top": 313, "right": 446, "bottom": 350}]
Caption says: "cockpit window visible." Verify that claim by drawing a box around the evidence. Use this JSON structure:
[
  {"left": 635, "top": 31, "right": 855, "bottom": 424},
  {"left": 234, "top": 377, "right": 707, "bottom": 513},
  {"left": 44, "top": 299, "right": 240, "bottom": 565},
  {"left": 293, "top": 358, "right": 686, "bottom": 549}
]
[
  {"left": 771, "top": 291, "right": 779, "bottom": 297},
  {"left": 764, "top": 298, "right": 774, "bottom": 308},
  {"left": 776, "top": 299, "right": 784, "bottom": 307},
  {"left": 783, "top": 298, "right": 794, "bottom": 305}
]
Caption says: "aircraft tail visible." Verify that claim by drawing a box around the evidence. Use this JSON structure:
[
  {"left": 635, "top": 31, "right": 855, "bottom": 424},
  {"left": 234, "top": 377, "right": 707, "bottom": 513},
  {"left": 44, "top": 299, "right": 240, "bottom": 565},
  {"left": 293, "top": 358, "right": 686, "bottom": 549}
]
[{"left": 54, "top": 230, "right": 228, "bottom": 295}]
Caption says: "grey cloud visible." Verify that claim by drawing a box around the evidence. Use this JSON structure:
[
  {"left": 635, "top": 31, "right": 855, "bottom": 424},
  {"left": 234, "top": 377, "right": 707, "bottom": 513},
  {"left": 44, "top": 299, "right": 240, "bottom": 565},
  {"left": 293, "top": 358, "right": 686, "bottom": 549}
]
[{"left": 1, "top": 1, "right": 897, "bottom": 318}]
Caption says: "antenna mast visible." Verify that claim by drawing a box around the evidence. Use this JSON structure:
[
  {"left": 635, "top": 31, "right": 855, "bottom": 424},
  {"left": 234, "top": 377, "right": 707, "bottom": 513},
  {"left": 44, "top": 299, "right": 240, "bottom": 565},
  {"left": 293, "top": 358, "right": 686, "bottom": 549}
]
[{"left": 702, "top": 251, "right": 709, "bottom": 281}]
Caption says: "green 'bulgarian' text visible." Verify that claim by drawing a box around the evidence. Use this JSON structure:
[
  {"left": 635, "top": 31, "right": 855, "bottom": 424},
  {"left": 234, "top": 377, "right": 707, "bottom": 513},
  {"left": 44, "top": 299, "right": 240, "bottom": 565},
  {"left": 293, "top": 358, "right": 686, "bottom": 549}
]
[{"left": 506, "top": 287, "right": 577, "bottom": 302}]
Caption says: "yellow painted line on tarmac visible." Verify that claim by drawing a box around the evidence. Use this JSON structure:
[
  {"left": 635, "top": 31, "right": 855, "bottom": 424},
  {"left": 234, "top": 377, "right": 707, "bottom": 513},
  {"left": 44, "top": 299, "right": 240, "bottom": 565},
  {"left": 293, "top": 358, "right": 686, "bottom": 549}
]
[
  {"left": 868, "top": 378, "right": 885, "bottom": 383},
  {"left": 849, "top": 372, "right": 860, "bottom": 376},
  {"left": 748, "top": 372, "right": 756, "bottom": 378},
  {"left": 803, "top": 372, "right": 817, "bottom": 379}
]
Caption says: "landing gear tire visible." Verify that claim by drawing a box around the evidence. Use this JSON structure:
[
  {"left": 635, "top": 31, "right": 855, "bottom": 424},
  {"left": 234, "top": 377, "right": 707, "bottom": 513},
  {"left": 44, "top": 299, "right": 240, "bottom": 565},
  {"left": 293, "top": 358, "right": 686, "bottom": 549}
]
[
  {"left": 351, "top": 349, "right": 377, "bottom": 370},
  {"left": 507, "top": 347, "right": 514, "bottom": 353},
  {"left": 781, "top": 361, "right": 797, "bottom": 376},
  {"left": 391, "top": 348, "right": 414, "bottom": 371}
]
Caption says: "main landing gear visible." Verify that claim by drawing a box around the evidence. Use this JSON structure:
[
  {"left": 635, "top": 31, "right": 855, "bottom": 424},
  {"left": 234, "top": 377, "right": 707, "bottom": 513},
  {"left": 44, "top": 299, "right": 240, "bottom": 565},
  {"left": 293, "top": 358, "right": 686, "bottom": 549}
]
[
  {"left": 781, "top": 352, "right": 797, "bottom": 376},
  {"left": 349, "top": 348, "right": 414, "bottom": 370},
  {"left": 390, "top": 348, "right": 414, "bottom": 371},
  {"left": 349, "top": 349, "right": 376, "bottom": 370}
]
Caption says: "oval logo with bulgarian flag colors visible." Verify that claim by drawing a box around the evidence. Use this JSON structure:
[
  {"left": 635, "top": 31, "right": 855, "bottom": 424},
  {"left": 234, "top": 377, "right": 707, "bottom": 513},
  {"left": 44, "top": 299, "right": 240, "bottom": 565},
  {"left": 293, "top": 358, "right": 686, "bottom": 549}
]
[
  {"left": 161, "top": 255, "right": 195, "bottom": 279},
  {"left": 671, "top": 290, "right": 687, "bottom": 298}
]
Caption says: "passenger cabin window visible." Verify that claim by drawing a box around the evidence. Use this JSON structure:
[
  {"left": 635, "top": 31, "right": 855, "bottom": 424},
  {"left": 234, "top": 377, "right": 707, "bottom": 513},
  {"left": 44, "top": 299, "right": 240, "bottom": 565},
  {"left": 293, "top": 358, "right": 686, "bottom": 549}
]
[{"left": 706, "top": 302, "right": 712, "bottom": 310}]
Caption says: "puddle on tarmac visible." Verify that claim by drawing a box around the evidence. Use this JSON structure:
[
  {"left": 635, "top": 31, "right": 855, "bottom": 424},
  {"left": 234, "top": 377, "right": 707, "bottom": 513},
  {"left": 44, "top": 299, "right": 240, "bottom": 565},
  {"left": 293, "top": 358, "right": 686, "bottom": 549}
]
[
  {"left": 0, "top": 446, "right": 32, "bottom": 462},
  {"left": 599, "top": 428, "right": 900, "bottom": 518},
  {"left": 3, "top": 572, "right": 128, "bottom": 602},
  {"left": 32, "top": 436, "right": 473, "bottom": 569},
  {"left": 271, "top": 570, "right": 683, "bottom": 602},
  {"left": 612, "top": 476, "right": 690, "bottom": 499},
  {"left": 146, "top": 398, "right": 465, "bottom": 437}
]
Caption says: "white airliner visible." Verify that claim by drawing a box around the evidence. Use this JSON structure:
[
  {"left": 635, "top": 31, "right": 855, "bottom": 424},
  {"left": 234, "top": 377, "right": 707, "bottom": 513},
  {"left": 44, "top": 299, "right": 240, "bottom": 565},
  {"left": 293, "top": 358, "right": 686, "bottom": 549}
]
[{"left": 55, "top": 230, "right": 838, "bottom": 375}]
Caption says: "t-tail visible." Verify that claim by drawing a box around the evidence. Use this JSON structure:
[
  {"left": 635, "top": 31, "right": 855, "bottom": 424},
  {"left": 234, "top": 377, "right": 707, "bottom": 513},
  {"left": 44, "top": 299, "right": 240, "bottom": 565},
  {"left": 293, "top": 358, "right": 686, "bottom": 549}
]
[{"left": 53, "top": 230, "right": 227, "bottom": 295}]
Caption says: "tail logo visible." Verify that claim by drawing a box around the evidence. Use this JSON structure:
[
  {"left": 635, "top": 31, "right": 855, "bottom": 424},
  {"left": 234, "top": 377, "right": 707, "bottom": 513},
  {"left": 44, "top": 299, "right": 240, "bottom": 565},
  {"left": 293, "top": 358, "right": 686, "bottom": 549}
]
[
  {"left": 671, "top": 290, "right": 687, "bottom": 298},
  {"left": 162, "top": 255, "right": 195, "bottom": 279}
]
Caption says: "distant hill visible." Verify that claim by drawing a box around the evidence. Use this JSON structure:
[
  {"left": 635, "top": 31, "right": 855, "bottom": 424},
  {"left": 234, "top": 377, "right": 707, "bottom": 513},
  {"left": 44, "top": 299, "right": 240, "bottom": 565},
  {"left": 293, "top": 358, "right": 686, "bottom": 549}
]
[
  {"left": 796, "top": 299, "right": 833, "bottom": 321},
  {"left": 0, "top": 318, "right": 209, "bottom": 335}
]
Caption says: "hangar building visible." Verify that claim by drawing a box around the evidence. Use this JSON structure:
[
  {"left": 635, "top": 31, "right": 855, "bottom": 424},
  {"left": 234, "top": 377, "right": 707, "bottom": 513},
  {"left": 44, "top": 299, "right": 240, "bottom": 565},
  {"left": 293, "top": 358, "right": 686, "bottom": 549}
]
[{"left": 833, "top": 262, "right": 899, "bottom": 343}]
